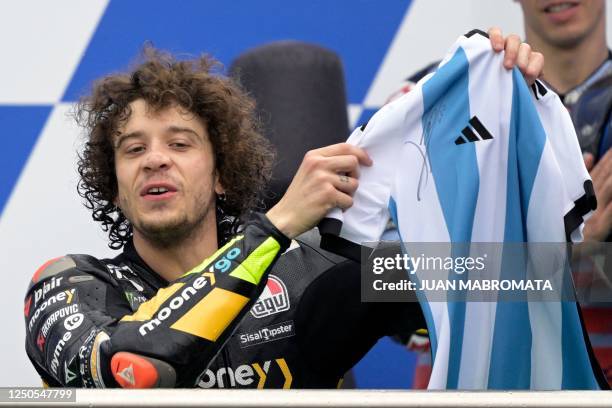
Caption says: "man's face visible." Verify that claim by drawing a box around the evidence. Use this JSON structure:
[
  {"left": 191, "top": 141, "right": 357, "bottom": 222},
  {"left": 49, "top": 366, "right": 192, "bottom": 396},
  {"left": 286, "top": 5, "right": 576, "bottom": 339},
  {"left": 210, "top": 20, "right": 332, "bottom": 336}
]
[
  {"left": 518, "top": 0, "right": 605, "bottom": 48},
  {"left": 114, "top": 99, "right": 223, "bottom": 246}
]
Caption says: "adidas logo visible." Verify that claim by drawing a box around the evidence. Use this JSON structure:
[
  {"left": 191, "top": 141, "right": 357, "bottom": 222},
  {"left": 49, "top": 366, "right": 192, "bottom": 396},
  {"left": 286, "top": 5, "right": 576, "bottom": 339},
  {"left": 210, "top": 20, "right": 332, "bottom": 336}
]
[{"left": 455, "top": 116, "right": 493, "bottom": 145}]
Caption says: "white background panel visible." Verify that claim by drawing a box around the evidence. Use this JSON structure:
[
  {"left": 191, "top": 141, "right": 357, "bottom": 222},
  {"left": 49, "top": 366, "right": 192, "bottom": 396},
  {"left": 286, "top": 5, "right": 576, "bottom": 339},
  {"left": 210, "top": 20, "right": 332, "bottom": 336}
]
[
  {"left": 0, "top": 104, "right": 116, "bottom": 386},
  {"left": 0, "top": 0, "right": 108, "bottom": 104}
]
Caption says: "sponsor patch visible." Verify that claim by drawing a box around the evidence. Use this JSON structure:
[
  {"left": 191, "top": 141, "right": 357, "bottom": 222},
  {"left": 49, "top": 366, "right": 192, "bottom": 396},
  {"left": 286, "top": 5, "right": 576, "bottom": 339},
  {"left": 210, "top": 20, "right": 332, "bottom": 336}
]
[
  {"left": 117, "top": 363, "right": 136, "bottom": 387},
  {"left": 35, "top": 304, "right": 79, "bottom": 355},
  {"left": 28, "top": 289, "right": 76, "bottom": 333},
  {"left": 50, "top": 330, "right": 73, "bottom": 376},
  {"left": 124, "top": 291, "right": 148, "bottom": 311},
  {"left": 64, "top": 354, "right": 79, "bottom": 385},
  {"left": 106, "top": 264, "right": 144, "bottom": 292},
  {"left": 238, "top": 321, "right": 295, "bottom": 348},
  {"left": 197, "top": 358, "right": 292, "bottom": 389},
  {"left": 64, "top": 313, "right": 84, "bottom": 331},
  {"left": 40, "top": 304, "right": 79, "bottom": 338},
  {"left": 123, "top": 274, "right": 214, "bottom": 337},
  {"left": 49, "top": 310, "right": 87, "bottom": 376},
  {"left": 33, "top": 276, "right": 63, "bottom": 307},
  {"left": 250, "top": 275, "right": 290, "bottom": 318}
]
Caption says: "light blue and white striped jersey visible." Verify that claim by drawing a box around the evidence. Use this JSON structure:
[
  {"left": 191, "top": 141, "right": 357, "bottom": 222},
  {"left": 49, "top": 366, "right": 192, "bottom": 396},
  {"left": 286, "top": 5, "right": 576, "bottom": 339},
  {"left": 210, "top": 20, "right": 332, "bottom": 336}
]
[{"left": 320, "top": 30, "right": 604, "bottom": 390}]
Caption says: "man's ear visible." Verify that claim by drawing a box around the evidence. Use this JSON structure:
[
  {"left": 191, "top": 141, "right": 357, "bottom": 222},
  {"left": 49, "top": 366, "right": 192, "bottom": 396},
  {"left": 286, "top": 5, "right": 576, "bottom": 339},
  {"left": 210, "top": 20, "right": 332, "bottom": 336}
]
[{"left": 214, "top": 174, "right": 225, "bottom": 195}]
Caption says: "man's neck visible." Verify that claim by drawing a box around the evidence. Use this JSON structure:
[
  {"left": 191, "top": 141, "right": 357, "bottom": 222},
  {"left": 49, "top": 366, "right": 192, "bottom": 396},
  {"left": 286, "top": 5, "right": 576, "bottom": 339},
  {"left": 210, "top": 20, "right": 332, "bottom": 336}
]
[
  {"left": 526, "top": 28, "right": 608, "bottom": 94},
  {"left": 133, "top": 220, "right": 219, "bottom": 283}
]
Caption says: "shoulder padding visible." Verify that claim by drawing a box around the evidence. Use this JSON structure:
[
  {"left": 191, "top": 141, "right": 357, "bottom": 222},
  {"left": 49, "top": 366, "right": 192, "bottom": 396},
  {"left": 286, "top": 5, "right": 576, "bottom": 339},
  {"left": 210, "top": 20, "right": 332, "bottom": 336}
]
[{"left": 29, "top": 256, "right": 77, "bottom": 290}]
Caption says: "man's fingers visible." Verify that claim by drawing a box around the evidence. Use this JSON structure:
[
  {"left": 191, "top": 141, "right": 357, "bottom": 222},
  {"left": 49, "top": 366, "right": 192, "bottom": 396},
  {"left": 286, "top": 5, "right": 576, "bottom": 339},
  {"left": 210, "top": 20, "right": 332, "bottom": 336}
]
[
  {"left": 503, "top": 34, "right": 522, "bottom": 69},
  {"left": 487, "top": 29, "right": 544, "bottom": 82},
  {"left": 332, "top": 174, "right": 359, "bottom": 196},
  {"left": 524, "top": 52, "right": 544, "bottom": 85},
  {"left": 516, "top": 42, "right": 532, "bottom": 73},
  {"left": 519, "top": 46, "right": 544, "bottom": 85},
  {"left": 584, "top": 153, "right": 596, "bottom": 171},
  {"left": 488, "top": 27, "right": 504, "bottom": 52},
  {"left": 311, "top": 143, "right": 372, "bottom": 166},
  {"left": 325, "top": 154, "right": 362, "bottom": 178},
  {"left": 334, "top": 190, "right": 354, "bottom": 211}
]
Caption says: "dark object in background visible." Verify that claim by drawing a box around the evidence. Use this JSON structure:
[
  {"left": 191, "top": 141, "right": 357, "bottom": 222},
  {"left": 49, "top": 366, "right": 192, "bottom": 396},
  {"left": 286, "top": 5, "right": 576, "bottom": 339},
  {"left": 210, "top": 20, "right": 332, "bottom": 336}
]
[
  {"left": 568, "top": 72, "right": 612, "bottom": 162},
  {"left": 230, "top": 41, "right": 350, "bottom": 210}
]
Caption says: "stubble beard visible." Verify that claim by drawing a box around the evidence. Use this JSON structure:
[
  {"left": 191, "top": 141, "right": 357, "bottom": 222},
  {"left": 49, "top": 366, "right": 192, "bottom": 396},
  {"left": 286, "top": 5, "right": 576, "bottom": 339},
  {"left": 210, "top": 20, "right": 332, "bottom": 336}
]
[{"left": 133, "top": 195, "right": 216, "bottom": 250}]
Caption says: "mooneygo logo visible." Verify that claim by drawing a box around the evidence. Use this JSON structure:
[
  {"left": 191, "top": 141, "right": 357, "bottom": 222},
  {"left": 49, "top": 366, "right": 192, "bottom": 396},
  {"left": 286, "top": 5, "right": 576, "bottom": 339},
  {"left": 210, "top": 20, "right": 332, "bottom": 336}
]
[
  {"left": 28, "top": 289, "right": 76, "bottom": 332},
  {"left": 197, "top": 358, "right": 292, "bottom": 388},
  {"left": 138, "top": 275, "right": 210, "bottom": 336},
  {"left": 250, "top": 275, "right": 290, "bottom": 318}
]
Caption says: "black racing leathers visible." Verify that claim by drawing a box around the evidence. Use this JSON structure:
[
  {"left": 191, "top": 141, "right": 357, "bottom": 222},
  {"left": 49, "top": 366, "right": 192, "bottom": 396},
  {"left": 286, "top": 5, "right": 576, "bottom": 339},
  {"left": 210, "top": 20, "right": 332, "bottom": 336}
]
[
  {"left": 24, "top": 213, "right": 289, "bottom": 388},
  {"left": 24, "top": 213, "right": 425, "bottom": 388}
]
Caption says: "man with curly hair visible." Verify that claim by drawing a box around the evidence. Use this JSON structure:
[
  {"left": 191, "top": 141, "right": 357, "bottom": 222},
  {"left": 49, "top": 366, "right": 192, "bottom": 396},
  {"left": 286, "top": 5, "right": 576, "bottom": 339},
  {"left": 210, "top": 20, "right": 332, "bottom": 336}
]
[
  {"left": 24, "top": 48, "right": 413, "bottom": 389},
  {"left": 24, "top": 31, "right": 543, "bottom": 388}
]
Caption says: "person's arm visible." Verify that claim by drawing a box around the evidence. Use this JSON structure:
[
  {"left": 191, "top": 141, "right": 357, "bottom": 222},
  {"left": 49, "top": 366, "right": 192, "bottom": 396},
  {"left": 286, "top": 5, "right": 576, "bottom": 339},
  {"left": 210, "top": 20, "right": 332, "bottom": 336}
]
[
  {"left": 293, "top": 257, "right": 426, "bottom": 383},
  {"left": 583, "top": 149, "right": 612, "bottom": 241},
  {"left": 25, "top": 213, "right": 289, "bottom": 388}
]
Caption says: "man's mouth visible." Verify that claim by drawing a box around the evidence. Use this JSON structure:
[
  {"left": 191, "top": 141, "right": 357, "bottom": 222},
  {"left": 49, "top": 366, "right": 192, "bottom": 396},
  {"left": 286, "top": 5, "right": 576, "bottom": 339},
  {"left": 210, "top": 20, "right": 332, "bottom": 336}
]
[
  {"left": 543, "top": 2, "right": 578, "bottom": 14},
  {"left": 147, "top": 187, "right": 170, "bottom": 195},
  {"left": 140, "top": 183, "right": 178, "bottom": 200}
]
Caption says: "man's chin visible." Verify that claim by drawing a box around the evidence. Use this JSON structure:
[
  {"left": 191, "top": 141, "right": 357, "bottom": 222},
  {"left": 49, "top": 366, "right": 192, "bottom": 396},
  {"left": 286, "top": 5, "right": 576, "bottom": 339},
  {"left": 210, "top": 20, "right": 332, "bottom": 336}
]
[{"left": 136, "top": 218, "right": 196, "bottom": 248}]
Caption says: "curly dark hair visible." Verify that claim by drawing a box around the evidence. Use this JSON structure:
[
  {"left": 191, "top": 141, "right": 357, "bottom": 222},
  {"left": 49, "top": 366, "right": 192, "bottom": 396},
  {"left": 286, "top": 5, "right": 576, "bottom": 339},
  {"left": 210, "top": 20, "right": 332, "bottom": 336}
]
[{"left": 76, "top": 47, "right": 274, "bottom": 249}]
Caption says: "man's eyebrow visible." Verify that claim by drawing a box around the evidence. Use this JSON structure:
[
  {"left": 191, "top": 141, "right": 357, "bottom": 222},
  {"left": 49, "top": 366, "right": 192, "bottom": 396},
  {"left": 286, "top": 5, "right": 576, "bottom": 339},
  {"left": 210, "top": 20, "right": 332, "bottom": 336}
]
[
  {"left": 114, "top": 126, "right": 203, "bottom": 149},
  {"left": 114, "top": 131, "right": 143, "bottom": 149},
  {"left": 167, "top": 125, "right": 202, "bottom": 139}
]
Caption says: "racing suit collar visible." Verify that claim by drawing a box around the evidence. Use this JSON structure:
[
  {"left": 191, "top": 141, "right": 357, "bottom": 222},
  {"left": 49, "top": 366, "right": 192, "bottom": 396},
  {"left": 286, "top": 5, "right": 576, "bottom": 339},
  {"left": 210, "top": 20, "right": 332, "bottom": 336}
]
[{"left": 121, "top": 238, "right": 169, "bottom": 288}]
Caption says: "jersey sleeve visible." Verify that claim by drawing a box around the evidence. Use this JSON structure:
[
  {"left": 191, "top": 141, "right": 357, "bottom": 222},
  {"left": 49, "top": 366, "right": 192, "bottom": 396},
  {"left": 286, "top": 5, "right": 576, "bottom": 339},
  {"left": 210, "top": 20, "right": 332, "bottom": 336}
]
[
  {"left": 530, "top": 80, "right": 597, "bottom": 242},
  {"left": 24, "top": 213, "right": 290, "bottom": 388},
  {"left": 320, "top": 84, "right": 427, "bottom": 253}
]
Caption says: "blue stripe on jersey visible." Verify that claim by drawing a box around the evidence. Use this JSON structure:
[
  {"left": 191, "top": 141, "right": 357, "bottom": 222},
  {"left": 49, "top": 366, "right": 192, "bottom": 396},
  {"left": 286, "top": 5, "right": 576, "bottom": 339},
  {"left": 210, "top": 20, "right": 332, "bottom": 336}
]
[
  {"left": 388, "top": 197, "right": 439, "bottom": 364},
  {"left": 488, "top": 69, "right": 546, "bottom": 388},
  {"left": 421, "top": 46, "right": 479, "bottom": 389}
]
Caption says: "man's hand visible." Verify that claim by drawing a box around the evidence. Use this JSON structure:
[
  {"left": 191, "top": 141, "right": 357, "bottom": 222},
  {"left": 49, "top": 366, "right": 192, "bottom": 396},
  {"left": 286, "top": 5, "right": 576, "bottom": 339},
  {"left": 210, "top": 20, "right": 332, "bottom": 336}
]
[
  {"left": 488, "top": 27, "right": 544, "bottom": 85},
  {"left": 266, "top": 143, "right": 372, "bottom": 239},
  {"left": 583, "top": 150, "right": 612, "bottom": 241}
]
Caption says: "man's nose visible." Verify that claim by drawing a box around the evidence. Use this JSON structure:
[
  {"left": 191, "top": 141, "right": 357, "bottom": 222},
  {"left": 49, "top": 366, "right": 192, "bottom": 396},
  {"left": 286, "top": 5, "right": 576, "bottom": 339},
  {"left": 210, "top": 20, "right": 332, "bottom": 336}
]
[{"left": 143, "top": 147, "right": 172, "bottom": 171}]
